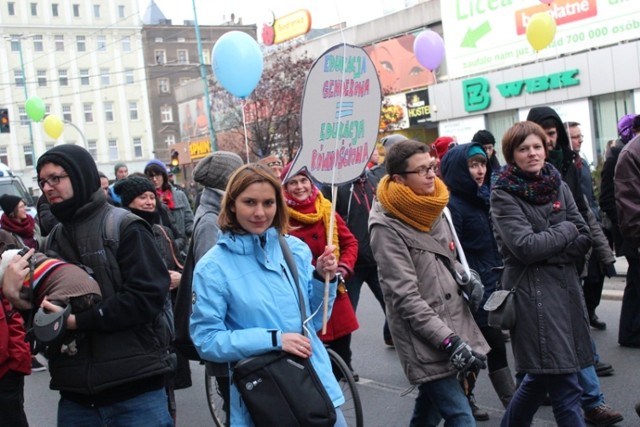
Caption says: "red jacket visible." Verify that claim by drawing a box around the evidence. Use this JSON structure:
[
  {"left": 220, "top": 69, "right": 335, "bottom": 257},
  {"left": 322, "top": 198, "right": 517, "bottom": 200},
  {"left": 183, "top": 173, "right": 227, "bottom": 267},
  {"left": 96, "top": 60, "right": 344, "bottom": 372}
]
[
  {"left": 288, "top": 205, "right": 359, "bottom": 342},
  {"left": 0, "top": 295, "right": 31, "bottom": 378}
]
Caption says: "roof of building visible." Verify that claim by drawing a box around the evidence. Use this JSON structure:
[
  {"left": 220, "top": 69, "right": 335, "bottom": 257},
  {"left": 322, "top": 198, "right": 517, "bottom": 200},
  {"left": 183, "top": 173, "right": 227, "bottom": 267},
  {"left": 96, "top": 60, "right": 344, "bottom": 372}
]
[{"left": 141, "top": 0, "right": 168, "bottom": 25}]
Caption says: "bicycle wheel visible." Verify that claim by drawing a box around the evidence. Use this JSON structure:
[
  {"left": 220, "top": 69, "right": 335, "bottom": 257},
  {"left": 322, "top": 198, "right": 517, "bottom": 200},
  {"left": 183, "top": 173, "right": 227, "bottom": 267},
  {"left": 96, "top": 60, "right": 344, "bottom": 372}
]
[
  {"left": 326, "top": 348, "right": 363, "bottom": 427},
  {"left": 204, "top": 370, "right": 230, "bottom": 427}
]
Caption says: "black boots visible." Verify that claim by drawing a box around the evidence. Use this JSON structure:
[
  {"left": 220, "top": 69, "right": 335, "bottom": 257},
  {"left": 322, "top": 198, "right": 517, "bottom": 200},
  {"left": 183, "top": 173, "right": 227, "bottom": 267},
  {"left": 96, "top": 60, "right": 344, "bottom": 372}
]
[{"left": 489, "top": 367, "right": 516, "bottom": 409}]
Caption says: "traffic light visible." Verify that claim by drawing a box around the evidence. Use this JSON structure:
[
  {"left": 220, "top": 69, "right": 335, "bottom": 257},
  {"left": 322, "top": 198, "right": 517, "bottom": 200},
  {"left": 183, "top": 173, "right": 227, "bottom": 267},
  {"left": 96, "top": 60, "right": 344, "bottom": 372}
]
[
  {"left": 170, "top": 150, "right": 180, "bottom": 173},
  {"left": 0, "top": 109, "right": 9, "bottom": 133}
]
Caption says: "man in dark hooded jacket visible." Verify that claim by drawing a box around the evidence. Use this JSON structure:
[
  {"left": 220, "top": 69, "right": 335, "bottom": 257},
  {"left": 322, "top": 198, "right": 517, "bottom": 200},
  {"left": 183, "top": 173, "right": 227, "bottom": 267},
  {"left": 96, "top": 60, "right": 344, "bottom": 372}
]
[{"left": 526, "top": 108, "right": 623, "bottom": 426}]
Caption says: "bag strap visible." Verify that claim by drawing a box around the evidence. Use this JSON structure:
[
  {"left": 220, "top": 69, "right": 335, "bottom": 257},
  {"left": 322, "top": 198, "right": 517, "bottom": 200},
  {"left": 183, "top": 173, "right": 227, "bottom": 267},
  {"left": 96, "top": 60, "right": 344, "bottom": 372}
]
[
  {"left": 442, "top": 207, "right": 471, "bottom": 283},
  {"left": 155, "top": 224, "right": 184, "bottom": 271},
  {"left": 278, "top": 234, "right": 306, "bottom": 336}
]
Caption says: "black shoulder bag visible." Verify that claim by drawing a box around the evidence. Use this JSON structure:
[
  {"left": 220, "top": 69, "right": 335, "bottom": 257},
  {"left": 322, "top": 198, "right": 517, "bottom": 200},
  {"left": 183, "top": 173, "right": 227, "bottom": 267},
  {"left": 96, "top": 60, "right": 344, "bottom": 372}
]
[{"left": 232, "top": 235, "right": 337, "bottom": 427}]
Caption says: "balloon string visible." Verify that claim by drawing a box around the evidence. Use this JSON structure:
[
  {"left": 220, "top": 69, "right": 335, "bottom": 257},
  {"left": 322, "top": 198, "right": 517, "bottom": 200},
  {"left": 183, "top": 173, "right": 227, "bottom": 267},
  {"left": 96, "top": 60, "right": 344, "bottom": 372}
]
[{"left": 241, "top": 99, "right": 250, "bottom": 163}]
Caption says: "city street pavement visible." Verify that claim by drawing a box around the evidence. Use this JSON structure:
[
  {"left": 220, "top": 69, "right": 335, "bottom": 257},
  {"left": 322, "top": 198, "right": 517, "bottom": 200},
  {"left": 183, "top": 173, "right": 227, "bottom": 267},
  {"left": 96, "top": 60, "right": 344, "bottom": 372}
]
[{"left": 23, "top": 256, "right": 639, "bottom": 426}]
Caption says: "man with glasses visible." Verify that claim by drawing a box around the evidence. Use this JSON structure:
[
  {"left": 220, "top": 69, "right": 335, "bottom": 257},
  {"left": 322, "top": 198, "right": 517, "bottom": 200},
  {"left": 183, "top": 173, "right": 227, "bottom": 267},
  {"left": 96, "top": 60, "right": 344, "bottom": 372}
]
[
  {"left": 31, "top": 144, "right": 174, "bottom": 425},
  {"left": 527, "top": 108, "right": 623, "bottom": 426},
  {"left": 369, "top": 139, "right": 489, "bottom": 426}
]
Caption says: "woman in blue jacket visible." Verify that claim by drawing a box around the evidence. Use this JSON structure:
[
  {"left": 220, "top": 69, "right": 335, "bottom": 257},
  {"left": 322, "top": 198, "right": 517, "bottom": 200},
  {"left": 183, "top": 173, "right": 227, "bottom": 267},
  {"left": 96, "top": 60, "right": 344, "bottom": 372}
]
[{"left": 190, "top": 163, "right": 346, "bottom": 426}]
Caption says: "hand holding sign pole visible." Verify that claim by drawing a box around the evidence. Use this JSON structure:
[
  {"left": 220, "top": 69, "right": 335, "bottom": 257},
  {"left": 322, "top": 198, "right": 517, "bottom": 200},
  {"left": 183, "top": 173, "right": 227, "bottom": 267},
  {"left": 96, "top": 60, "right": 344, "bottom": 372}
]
[{"left": 284, "top": 44, "right": 382, "bottom": 333}]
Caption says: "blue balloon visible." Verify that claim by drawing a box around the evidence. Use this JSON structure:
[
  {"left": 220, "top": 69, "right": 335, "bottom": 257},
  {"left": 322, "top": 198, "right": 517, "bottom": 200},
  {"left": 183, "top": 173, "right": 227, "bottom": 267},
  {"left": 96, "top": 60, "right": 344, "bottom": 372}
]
[{"left": 212, "top": 31, "right": 263, "bottom": 98}]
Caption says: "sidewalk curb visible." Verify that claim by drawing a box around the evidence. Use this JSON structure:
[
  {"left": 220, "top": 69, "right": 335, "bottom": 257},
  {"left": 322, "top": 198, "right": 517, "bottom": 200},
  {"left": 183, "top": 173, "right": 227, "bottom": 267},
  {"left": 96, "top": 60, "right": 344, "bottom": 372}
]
[{"left": 602, "top": 289, "right": 624, "bottom": 301}]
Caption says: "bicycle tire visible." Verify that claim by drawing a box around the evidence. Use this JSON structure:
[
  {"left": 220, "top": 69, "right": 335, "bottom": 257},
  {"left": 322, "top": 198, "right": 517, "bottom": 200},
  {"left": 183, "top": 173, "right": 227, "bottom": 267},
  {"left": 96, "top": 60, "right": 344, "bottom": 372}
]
[
  {"left": 326, "top": 348, "right": 364, "bottom": 427},
  {"left": 204, "top": 370, "right": 230, "bottom": 427}
]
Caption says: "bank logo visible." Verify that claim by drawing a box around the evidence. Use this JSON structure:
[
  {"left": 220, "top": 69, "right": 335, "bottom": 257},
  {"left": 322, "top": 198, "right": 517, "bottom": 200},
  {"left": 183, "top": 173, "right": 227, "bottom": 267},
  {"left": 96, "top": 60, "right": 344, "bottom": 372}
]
[{"left": 463, "top": 78, "right": 491, "bottom": 112}]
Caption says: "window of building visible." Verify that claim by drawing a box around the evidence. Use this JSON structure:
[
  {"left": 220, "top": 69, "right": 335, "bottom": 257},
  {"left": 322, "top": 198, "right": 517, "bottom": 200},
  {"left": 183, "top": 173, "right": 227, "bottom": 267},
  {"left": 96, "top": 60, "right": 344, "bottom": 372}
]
[
  {"left": 0, "top": 147, "right": 8, "bottom": 165},
  {"left": 80, "top": 69, "right": 90, "bottom": 85},
  {"left": 177, "top": 37, "right": 186, "bottom": 43},
  {"left": 14, "top": 70, "right": 24, "bottom": 87},
  {"left": 87, "top": 140, "right": 98, "bottom": 159},
  {"left": 93, "top": 4, "right": 100, "bottom": 18},
  {"left": 104, "top": 102, "right": 114, "bottom": 121},
  {"left": 76, "top": 35, "right": 86, "bottom": 51},
  {"left": 54, "top": 35, "right": 64, "bottom": 52},
  {"left": 73, "top": 4, "right": 80, "bottom": 17},
  {"left": 165, "top": 135, "right": 176, "bottom": 146},
  {"left": 8, "top": 2, "right": 15, "bottom": 15},
  {"left": 202, "top": 50, "right": 210, "bottom": 64},
  {"left": 118, "top": 5, "right": 125, "bottom": 18},
  {"left": 179, "top": 77, "right": 191, "bottom": 86},
  {"left": 24, "top": 145, "right": 34, "bottom": 167},
  {"left": 96, "top": 35, "right": 106, "bottom": 51},
  {"left": 486, "top": 110, "right": 518, "bottom": 164},
  {"left": 160, "top": 106, "right": 173, "bottom": 123},
  {"left": 30, "top": 3, "right": 37, "bottom": 16},
  {"left": 59, "top": 69, "right": 68, "bottom": 86},
  {"left": 52, "top": 3, "right": 59, "bottom": 16},
  {"left": 100, "top": 68, "right": 110, "bottom": 87},
  {"left": 177, "top": 49, "right": 189, "bottom": 64},
  {"left": 62, "top": 104, "right": 72, "bottom": 122},
  {"left": 591, "top": 91, "right": 635, "bottom": 161},
  {"left": 9, "top": 35, "right": 20, "bottom": 52},
  {"left": 129, "top": 101, "right": 138, "bottom": 120},
  {"left": 37, "top": 70, "right": 47, "bottom": 87},
  {"left": 121, "top": 36, "right": 131, "bottom": 52},
  {"left": 124, "top": 68, "right": 134, "bottom": 84},
  {"left": 158, "top": 78, "right": 170, "bottom": 93},
  {"left": 155, "top": 50, "right": 166, "bottom": 65},
  {"left": 33, "top": 35, "right": 44, "bottom": 52},
  {"left": 133, "top": 138, "right": 142, "bottom": 158},
  {"left": 18, "top": 107, "right": 28, "bottom": 126},
  {"left": 154, "top": 37, "right": 163, "bottom": 43},
  {"left": 108, "top": 139, "right": 118, "bottom": 161},
  {"left": 83, "top": 103, "right": 93, "bottom": 122}
]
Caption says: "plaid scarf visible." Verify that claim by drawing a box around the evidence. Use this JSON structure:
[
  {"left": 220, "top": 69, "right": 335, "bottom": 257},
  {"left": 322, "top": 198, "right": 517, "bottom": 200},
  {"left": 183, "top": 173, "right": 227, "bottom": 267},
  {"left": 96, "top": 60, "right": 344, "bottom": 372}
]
[{"left": 491, "top": 163, "right": 562, "bottom": 205}]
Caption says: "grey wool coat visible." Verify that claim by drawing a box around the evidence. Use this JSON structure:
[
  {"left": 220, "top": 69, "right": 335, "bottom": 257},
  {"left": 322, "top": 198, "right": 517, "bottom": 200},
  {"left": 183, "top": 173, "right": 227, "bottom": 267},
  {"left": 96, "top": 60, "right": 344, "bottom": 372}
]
[
  {"left": 369, "top": 201, "right": 490, "bottom": 384},
  {"left": 491, "top": 181, "right": 594, "bottom": 374}
]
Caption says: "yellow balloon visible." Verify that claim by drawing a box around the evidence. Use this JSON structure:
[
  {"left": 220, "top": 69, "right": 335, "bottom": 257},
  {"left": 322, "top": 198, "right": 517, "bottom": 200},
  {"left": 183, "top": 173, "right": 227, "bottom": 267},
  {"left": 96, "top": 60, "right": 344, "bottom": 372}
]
[
  {"left": 526, "top": 12, "right": 557, "bottom": 51},
  {"left": 43, "top": 114, "right": 64, "bottom": 139}
]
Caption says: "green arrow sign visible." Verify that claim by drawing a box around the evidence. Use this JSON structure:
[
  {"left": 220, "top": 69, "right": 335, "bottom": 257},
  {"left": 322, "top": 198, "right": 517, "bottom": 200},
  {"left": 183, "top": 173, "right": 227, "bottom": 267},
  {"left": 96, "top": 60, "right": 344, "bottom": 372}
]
[{"left": 461, "top": 21, "right": 491, "bottom": 48}]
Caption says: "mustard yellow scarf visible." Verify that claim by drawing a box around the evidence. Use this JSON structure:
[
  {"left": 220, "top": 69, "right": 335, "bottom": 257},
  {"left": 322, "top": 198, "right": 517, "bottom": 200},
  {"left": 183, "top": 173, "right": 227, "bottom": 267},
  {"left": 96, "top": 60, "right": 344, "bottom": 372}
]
[
  {"left": 287, "top": 191, "right": 340, "bottom": 259},
  {"left": 376, "top": 175, "right": 449, "bottom": 232}
]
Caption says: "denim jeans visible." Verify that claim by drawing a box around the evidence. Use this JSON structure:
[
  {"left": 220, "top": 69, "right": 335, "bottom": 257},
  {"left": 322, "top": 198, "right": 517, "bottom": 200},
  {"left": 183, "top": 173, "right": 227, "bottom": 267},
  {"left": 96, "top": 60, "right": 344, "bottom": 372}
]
[
  {"left": 502, "top": 373, "right": 584, "bottom": 427},
  {"left": 410, "top": 374, "right": 474, "bottom": 427},
  {"left": 58, "top": 388, "right": 173, "bottom": 427},
  {"left": 579, "top": 365, "right": 604, "bottom": 411}
]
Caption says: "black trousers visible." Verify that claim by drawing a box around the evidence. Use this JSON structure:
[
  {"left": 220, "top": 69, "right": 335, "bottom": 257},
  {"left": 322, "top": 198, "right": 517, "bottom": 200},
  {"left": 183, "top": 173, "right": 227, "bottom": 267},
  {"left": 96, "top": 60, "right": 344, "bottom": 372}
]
[
  {"left": 0, "top": 370, "right": 29, "bottom": 427},
  {"left": 619, "top": 256, "right": 640, "bottom": 347},
  {"left": 583, "top": 259, "right": 606, "bottom": 314}
]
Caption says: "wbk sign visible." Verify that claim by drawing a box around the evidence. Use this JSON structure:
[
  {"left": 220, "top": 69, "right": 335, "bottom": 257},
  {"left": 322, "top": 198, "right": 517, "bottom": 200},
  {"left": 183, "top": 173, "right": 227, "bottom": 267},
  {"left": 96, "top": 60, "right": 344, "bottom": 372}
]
[{"left": 462, "top": 69, "right": 580, "bottom": 112}]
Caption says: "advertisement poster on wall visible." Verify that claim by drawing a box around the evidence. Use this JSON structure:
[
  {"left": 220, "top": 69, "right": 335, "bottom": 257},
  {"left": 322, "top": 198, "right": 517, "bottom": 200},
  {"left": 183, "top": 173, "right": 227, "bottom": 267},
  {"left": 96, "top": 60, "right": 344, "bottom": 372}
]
[
  {"left": 178, "top": 96, "right": 208, "bottom": 141},
  {"left": 406, "top": 89, "right": 431, "bottom": 126},
  {"left": 364, "top": 33, "right": 435, "bottom": 95}
]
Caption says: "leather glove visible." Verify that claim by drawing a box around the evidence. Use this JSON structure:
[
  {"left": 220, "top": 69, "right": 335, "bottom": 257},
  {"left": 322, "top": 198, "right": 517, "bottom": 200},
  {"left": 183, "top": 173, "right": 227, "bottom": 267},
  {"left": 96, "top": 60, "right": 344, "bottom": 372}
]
[
  {"left": 443, "top": 335, "right": 487, "bottom": 373},
  {"left": 603, "top": 262, "right": 616, "bottom": 278},
  {"left": 458, "top": 269, "right": 484, "bottom": 312}
]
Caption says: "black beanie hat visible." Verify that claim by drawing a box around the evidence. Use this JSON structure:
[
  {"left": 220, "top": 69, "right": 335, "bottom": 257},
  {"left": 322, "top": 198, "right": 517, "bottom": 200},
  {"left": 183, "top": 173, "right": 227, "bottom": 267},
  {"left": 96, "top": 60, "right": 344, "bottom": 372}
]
[
  {"left": 113, "top": 175, "right": 156, "bottom": 208},
  {"left": 0, "top": 194, "right": 22, "bottom": 215},
  {"left": 472, "top": 129, "right": 496, "bottom": 147},
  {"left": 36, "top": 145, "right": 101, "bottom": 221}
]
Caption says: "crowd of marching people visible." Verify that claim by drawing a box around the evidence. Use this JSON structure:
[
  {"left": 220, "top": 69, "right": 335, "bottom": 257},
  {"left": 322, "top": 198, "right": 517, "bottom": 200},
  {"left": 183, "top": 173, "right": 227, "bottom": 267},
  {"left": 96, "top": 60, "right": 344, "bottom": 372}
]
[{"left": 1, "top": 109, "right": 640, "bottom": 426}]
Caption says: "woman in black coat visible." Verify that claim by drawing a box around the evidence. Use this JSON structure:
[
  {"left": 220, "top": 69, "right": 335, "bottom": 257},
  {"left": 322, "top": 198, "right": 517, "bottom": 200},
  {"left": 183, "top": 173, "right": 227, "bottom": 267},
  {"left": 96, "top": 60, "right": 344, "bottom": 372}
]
[{"left": 490, "top": 121, "right": 592, "bottom": 426}]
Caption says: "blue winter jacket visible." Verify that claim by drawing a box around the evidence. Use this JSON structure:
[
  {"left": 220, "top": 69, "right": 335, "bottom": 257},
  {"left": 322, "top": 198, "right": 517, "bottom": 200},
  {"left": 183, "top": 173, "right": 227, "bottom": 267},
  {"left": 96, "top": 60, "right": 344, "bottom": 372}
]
[
  {"left": 190, "top": 227, "right": 344, "bottom": 426},
  {"left": 440, "top": 142, "right": 503, "bottom": 327}
]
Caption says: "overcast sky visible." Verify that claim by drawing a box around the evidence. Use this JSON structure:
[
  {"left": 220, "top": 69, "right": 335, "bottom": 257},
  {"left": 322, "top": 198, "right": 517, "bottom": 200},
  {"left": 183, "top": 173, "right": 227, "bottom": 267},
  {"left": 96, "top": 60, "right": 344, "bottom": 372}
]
[{"left": 136, "top": 0, "right": 393, "bottom": 29}]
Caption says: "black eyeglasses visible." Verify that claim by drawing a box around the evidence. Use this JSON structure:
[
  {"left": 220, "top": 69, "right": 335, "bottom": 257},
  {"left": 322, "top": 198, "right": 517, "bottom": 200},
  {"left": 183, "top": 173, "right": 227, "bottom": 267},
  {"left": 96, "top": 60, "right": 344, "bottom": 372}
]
[
  {"left": 38, "top": 174, "right": 69, "bottom": 189},
  {"left": 401, "top": 164, "right": 437, "bottom": 177}
]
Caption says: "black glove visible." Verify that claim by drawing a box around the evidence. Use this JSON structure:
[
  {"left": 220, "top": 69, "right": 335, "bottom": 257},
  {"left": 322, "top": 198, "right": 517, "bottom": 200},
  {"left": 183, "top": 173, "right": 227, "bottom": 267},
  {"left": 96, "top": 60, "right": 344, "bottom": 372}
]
[
  {"left": 603, "top": 262, "right": 616, "bottom": 278},
  {"left": 443, "top": 335, "right": 487, "bottom": 373},
  {"left": 460, "top": 269, "right": 484, "bottom": 313}
]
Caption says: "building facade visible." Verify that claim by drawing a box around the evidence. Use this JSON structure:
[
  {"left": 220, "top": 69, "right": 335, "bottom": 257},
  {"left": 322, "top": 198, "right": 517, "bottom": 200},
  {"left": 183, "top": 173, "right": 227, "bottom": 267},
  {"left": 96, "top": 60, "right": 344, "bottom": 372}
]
[{"left": 0, "top": 0, "right": 152, "bottom": 190}]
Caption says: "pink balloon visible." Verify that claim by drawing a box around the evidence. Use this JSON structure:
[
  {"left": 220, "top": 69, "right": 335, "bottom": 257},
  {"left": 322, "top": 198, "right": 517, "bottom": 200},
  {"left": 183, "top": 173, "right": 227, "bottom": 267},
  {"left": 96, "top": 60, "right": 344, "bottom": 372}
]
[
  {"left": 539, "top": 0, "right": 553, "bottom": 4},
  {"left": 413, "top": 30, "right": 445, "bottom": 71}
]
